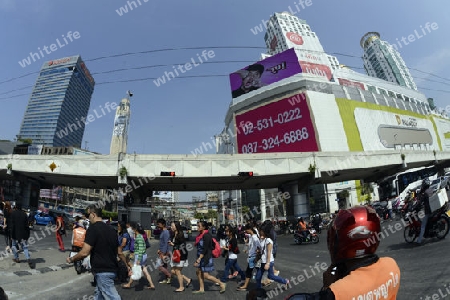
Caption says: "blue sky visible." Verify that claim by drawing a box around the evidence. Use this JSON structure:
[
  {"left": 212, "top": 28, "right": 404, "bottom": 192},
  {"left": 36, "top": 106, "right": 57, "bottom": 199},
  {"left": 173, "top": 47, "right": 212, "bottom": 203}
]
[{"left": 1, "top": 0, "right": 449, "bottom": 200}]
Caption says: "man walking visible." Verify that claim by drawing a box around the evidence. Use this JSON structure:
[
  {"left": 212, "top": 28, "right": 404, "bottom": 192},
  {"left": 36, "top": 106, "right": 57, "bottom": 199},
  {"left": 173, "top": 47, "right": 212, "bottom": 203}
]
[
  {"left": 10, "top": 204, "right": 33, "bottom": 268},
  {"left": 67, "top": 205, "right": 120, "bottom": 300}
]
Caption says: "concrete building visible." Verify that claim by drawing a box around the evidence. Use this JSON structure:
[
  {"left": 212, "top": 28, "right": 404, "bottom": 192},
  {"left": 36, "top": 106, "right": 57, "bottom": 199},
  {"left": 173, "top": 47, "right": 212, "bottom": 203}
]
[
  {"left": 361, "top": 32, "right": 417, "bottom": 90},
  {"left": 18, "top": 55, "right": 95, "bottom": 147},
  {"left": 217, "top": 12, "right": 445, "bottom": 221},
  {"left": 263, "top": 11, "right": 340, "bottom": 71}
]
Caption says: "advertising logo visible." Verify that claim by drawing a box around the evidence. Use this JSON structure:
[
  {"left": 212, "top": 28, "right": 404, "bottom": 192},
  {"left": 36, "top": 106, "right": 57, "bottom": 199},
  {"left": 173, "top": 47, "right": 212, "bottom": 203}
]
[
  {"left": 286, "top": 32, "right": 304, "bottom": 45},
  {"left": 48, "top": 57, "right": 71, "bottom": 66},
  {"left": 266, "top": 61, "right": 287, "bottom": 74},
  {"left": 299, "top": 61, "right": 332, "bottom": 81}
]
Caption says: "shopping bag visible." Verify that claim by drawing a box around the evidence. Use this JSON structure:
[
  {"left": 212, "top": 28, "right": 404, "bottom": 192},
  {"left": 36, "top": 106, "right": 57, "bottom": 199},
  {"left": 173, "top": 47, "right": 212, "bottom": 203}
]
[{"left": 131, "top": 264, "right": 142, "bottom": 280}]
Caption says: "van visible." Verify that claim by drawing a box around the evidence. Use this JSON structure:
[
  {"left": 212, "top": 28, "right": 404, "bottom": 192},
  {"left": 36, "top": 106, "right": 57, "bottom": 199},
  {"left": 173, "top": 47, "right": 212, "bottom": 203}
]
[{"left": 190, "top": 219, "right": 198, "bottom": 231}]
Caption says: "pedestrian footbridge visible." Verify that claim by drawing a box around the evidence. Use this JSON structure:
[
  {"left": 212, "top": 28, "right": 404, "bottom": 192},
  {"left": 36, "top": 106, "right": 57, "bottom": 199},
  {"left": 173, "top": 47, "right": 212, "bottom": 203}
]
[{"left": 1, "top": 150, "right": 449, "bottom": 191}]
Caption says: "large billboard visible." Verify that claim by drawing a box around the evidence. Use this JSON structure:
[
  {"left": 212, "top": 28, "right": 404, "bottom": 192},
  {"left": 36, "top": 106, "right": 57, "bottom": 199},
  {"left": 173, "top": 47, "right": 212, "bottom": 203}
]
[
  {"left": 229, "top": 48, "right": 302, "bottom": 99},
  {"left": 235, "top": 92, "right": 318, "bottom": 153},
  {"left": 295, "top": 49, "right": 333, "bottom": 81}
]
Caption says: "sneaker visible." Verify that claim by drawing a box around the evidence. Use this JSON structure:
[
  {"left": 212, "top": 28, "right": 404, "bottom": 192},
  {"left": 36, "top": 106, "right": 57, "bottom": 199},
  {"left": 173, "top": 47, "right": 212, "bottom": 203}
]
[
  {"left": 166, "top": 277, "right": 172, "bottom": 284},
  {"left": 159, "top": 279, "right": 168, "bottom": 284},
  {"left": 274, "top": 270, "right": 280, "bottom": 276}
]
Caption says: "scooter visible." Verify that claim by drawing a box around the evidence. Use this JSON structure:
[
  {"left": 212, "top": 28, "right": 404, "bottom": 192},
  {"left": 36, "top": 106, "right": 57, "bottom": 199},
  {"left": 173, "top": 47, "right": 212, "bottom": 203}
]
[
  {"left": 294, "top": 228, "right": 319, "bottom": 244},
  {"left": 404, "top": 202, "right": 450, "bottom": 243}
]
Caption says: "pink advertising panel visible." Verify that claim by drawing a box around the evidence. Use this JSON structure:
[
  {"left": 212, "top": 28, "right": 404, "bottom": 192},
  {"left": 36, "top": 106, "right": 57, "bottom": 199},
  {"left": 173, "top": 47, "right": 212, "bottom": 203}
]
[{"left": 235, "top": 93, "right": 318, "bottom": 153}]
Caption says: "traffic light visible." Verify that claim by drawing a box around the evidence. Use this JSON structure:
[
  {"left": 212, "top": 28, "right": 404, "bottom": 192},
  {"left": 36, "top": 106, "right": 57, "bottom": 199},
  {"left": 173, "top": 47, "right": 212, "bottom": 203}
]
[
  {"left": 238, "top": 171, "right": 253, "bottom": 176},
  {"left": 160, "top": 171, "right": 176, "bottom": 176}
]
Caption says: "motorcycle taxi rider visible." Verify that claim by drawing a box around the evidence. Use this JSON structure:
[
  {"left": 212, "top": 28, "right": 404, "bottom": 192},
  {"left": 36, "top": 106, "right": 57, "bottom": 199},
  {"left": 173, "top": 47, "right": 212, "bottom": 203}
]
[
  {"left": 285, "top": 206, "right": 401, "bottom": 300},
  {"left": 297, "top": 217, "right": 309, "bottom": 241}
]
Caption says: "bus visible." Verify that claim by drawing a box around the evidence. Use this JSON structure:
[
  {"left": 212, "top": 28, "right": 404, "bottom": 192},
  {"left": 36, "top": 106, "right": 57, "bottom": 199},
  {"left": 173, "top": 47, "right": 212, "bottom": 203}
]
[{"left": 378, "top": 165, "right": 438, "bottom": 205}]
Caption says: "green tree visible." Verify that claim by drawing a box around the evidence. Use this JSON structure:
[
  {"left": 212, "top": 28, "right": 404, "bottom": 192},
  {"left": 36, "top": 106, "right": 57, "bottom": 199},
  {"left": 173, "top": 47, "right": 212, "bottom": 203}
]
[{"left": 242, "top": 206, "right": 250, "bottom": 215}]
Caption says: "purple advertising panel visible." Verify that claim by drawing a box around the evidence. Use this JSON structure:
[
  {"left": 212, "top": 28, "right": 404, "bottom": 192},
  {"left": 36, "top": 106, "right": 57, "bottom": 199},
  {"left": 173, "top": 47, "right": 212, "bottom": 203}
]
[{"left": 229, "top": 48, "right": 302, "bottom": 99}]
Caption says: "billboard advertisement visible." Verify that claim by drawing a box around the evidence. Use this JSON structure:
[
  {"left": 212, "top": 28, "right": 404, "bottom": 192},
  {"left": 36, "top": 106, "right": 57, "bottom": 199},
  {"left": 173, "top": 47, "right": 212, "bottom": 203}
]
[
  {"left": 229, "top": 48, "right": 302, "bottom": 99},
  {"left": 235, "top": 93, "right": 318, "bottom": 153},
  {"left": 338, "top": 78, "right": 365, "bottom": 90},
  {"left": 295, "top": 49, "right": 333, "bottom": 81}
]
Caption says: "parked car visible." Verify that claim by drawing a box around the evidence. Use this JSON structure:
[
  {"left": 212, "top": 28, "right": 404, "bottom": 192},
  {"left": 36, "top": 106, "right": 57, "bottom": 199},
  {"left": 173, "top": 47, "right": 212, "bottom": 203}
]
[{"left": 34, "top": 212, "right": 55, "bottom": 226}]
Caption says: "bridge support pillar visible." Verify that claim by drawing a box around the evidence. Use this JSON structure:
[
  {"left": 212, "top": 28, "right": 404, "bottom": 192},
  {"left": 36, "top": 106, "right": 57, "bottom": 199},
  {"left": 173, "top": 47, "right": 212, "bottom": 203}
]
[{"left": 259, "top": 189, "right": 266, "bottom": 221}]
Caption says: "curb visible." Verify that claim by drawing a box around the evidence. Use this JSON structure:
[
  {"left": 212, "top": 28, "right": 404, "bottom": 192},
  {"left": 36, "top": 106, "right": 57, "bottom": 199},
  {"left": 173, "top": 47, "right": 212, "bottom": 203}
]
[{"left": 0, "top": 263, "right": 73, "bottom": 277}]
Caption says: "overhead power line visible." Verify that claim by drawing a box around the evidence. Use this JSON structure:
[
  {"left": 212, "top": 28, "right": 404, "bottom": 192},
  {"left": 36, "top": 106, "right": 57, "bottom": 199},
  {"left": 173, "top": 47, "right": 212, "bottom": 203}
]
[{"left": 2, "top": 45, "right": 450, "bottom": 86}]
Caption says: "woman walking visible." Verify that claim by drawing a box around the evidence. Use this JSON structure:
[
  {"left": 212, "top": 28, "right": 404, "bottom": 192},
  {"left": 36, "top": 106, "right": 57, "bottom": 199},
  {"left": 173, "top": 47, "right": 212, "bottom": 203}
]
[
  {"left": 255, "top": 224, "right": 289, "bottom": 289},
  {"left": 236, "top": 224, "right": 260, "bottom": 291},
  {"left": 192, "top": 221, "right": 226, "bottom": 294},
  {"left": 122, "top": 223, "right": 155, "bottom": 290},
  {"left": 220, "top": 227, "right": 245, "bottom": 286},
  {"left": 169, "top": 221, "right": 192, "bottom": 292}
]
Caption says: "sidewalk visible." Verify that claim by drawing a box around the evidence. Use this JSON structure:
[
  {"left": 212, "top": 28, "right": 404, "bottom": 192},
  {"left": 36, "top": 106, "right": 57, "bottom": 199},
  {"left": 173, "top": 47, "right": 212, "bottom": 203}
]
[{"left": 0, "top": 246, "right": 73, "bottom": 277}]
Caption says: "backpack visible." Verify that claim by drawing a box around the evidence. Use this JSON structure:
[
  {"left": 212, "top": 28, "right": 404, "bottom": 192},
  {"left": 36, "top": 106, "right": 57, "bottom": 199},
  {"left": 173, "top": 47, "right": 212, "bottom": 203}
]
[
  {"left": 211, "top": 237, "right": 221, "bottom": 258},
  {"left": 130, "top": 238, "right": 135, "bottom": 253}
]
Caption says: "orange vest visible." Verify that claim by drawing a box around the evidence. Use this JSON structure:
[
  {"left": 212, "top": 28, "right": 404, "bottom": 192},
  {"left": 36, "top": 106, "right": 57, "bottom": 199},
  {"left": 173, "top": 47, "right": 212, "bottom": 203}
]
[
  {"left": 72, "top": 227, "right": 86, "bottom": 248},
  {"left": 329, "top": 257, "right": 400, "bottom": 300}
]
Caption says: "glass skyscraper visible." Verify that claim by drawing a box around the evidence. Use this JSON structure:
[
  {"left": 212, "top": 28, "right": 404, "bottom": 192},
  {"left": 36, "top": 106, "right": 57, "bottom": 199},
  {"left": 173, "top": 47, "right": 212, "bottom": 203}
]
[
  {"left": 361, "top": 32, "right": 417, "bottom": 90},
  {"left": 18, "top": 55, "right": 95, "bottom": 147}
]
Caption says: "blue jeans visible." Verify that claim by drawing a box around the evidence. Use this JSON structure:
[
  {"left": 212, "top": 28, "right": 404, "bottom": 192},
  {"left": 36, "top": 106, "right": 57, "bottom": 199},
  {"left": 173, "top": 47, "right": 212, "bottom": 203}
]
[
  {"left": 12, "top": 239, "right": 30, "bottom": 260},
  {"left": 255, "top": 261, "right": 287, "bottom": 288},
  {"left": 220, "top": 258, "right": 245, "bottom": 283},
  {"left": 94, "top": 272, "right": 121, "bottom": 300},
  {"left": 417, "top": 214, "right": 430, "bottom": 243}
]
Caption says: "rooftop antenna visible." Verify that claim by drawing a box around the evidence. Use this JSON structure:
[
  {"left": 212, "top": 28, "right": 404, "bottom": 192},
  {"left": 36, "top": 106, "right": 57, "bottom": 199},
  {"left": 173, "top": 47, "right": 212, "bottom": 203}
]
[{"left": 127, "top": 90, "right": 133, "bottom": 99}]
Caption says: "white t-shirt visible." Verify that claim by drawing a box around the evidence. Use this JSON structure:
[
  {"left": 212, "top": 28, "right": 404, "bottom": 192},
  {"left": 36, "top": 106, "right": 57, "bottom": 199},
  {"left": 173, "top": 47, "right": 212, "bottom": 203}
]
[
  {"left": 247, "top": 234, "right": 259, "bottom": 257},
  {"left": 260, "top": 237, "right": 274, "bottom": 263},
  {"left": 227, "top": 239, "right": 238, "bottom": 260}
]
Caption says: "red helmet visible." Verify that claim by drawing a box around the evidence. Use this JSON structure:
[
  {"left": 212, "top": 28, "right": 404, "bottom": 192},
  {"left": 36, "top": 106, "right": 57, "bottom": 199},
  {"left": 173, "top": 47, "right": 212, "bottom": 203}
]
[{"left": 327, "top": 206, "right": 381, "bottom": 264}]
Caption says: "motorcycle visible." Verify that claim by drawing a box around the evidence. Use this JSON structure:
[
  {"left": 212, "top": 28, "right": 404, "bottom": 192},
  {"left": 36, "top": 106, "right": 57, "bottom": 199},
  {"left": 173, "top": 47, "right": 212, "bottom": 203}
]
[
  {"left": 404, "top": 203, "right": 450, "bottom": 243},
  {"left": 294, "top": 228, "right": 319, "bottom": 244}
]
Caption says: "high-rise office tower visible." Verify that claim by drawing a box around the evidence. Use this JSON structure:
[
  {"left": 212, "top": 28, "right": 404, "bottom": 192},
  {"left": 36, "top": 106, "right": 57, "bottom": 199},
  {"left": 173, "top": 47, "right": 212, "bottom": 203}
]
[
  {"left": 361, "top": 32, "right": 417, "bottom": 90},
  {"left": 110, "top": 92, "right": 131, "bottom": 154},
  {"left": 18, "top": 55, "right": 95, "bottom": 147},
  {"left": 263, "top": 12, "right": 340, "bottom": 71}
]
